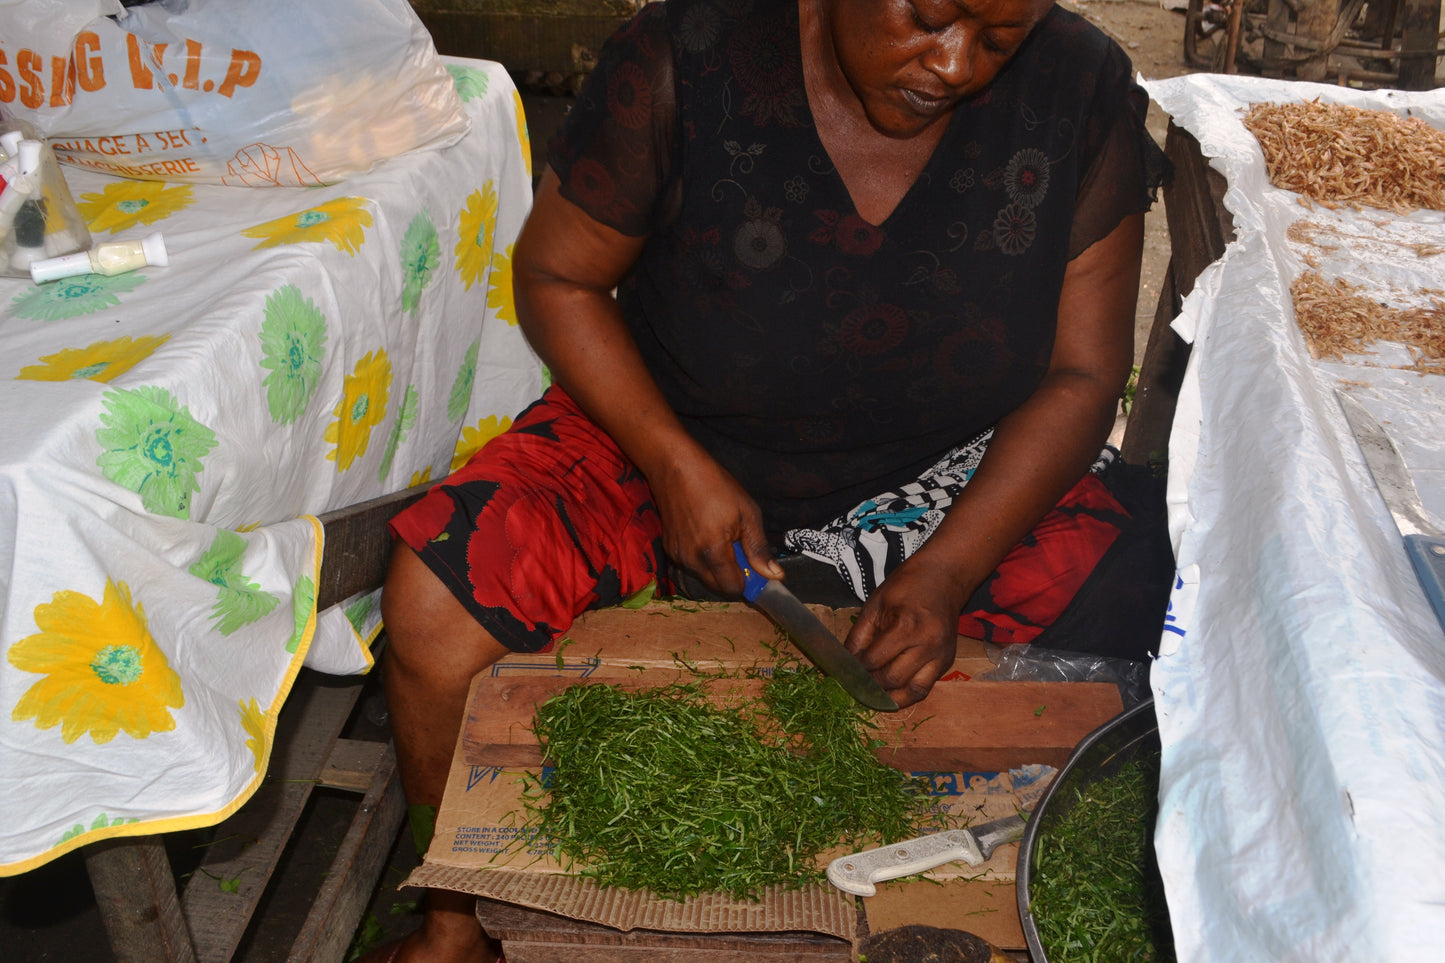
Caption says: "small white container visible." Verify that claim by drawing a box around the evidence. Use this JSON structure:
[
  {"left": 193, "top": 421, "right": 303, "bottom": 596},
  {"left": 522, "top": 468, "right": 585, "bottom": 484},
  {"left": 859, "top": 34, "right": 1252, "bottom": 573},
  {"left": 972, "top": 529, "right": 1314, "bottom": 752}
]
[{"left": 30, "top": 231, "right": 168, "bottom": 284}]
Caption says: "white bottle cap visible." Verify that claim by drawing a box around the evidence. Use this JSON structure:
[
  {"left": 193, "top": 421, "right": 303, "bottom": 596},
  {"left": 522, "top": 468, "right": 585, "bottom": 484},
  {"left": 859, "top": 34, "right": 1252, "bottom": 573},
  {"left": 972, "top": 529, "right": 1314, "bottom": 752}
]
[
  {"left": 30, "top": 250, "right": 93, "bottom": 284},
  {"left": 11, "top": 242, "right": 47, "bottom": 273},
  {"left": 16, "top": 140, "right": 41, "bottom": 176},
  {"left": 0, "top": 131, "right": 21, "bottom": 160},
  {"left": 141, "top": 231, "right": 169, "bottom": 267}
]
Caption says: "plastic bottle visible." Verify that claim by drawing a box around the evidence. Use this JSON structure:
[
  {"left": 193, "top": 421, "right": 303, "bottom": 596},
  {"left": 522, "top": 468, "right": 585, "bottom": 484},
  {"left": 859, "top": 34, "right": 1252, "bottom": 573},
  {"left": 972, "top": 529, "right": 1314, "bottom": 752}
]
[
  {"left": 0, "top": 140, "right": 42, "bottom": 240},
  {"left": 30, "top": 232, "right": 169, "bottom": 284},
  {"left": 0, "top": 130, "right": 90, "bottom": 275}
]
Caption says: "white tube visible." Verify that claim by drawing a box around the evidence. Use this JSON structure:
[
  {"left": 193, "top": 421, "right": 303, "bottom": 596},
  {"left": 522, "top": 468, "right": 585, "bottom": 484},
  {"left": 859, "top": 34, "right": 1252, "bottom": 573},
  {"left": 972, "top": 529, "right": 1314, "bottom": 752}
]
[{"left": 30, "top": 232, "right": 169, "bottom": 284}]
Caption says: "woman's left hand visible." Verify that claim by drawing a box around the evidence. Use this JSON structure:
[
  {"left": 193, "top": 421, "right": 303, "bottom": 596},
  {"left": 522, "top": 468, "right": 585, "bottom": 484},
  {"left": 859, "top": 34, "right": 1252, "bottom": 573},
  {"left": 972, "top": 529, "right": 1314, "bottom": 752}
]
[
  {"left": 841, "top": 211, "right": 1148, "bottom": 709},
  {"left": 844, "top": 557, "right": 970, "bottom": 709}
]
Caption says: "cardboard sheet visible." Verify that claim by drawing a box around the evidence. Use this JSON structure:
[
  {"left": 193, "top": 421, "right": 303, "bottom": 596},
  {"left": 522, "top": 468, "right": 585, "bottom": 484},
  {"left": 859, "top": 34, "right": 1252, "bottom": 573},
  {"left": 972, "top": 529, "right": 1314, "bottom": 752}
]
[{"left": 408, "top": 603, "right": 1097, "bottom": 950}]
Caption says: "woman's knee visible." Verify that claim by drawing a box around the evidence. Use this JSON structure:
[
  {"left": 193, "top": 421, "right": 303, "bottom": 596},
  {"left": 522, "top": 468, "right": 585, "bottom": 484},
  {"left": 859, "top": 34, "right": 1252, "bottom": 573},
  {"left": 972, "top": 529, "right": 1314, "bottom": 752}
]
[{"left": 380, "top": 542, "right": 510, "bottom": 680}]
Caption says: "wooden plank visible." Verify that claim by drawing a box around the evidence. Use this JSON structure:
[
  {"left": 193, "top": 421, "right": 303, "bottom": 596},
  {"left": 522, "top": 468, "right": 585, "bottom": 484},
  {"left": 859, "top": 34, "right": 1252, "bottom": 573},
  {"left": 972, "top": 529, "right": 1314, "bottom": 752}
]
[
  {"left": 1398, "top": 0, "right": 1443, "bottom": 89},
  {"left": 1120, "top": 261, "right": 1188, "bottom": 468},
  {"left": 316, "top": 483, "right": 428, "bottom": 609},
  {"left": 460, "top": 674, "right": 1123, "bottom": 772},
  {"left": 179, "top": 673, "right": 366, "bottom": 963},
  {"left": 476, "top": 897, "right": 851, "bottom": 961},
  {"left": 1160, "top": 122, "right": 1234, "bottom": 299},
  {"left": 318, "top": 738, "right": 390, "bottom": 793},
  {"left": 409, "top": 0, "right": 639, "bottom": 16},
  {"left": 287, "top": 744, "right": 408, "bottom": 963},
  {"left": 413, "top": 12, "right": 632, "bottom": 75},
  {"left": 84, "top": 835, "right": 198, "bottom": 963},
  {"left": 503, "top": 942, "right": 847, "bottom": 962},
  {"left": 1119, "top": 121, "right": 1234, "bottom": 467}
]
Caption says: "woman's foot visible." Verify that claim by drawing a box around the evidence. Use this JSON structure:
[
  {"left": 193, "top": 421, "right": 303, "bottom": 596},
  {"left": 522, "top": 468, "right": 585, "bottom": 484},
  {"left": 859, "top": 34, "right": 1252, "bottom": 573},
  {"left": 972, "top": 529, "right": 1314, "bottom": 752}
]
[
  {"left": 354, "top": 929, "right": 502, "bottom": 963},
  {"left": 355, "top": 889, "right": 501, "bottom": 963}
]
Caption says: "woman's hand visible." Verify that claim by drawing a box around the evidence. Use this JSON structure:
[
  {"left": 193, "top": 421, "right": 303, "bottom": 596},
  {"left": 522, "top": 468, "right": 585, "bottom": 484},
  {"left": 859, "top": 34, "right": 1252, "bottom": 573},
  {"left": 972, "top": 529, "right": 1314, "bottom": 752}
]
[
  {"left": 841, "top": 212, "right": 1148, "bottom": 708},
  {"left": 844, "top": 554, "right": 970, "bottom": 709},
  {"left": 645, "top": 445, "right": 781, "bottom": 597},
  {"left": 514, "top": 170, "right": 783, "bottom": 598}
]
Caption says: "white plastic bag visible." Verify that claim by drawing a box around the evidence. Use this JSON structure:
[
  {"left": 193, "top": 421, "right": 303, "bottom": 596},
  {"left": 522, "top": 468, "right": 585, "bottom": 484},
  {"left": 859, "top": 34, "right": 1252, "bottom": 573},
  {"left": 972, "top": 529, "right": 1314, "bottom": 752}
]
[{"left": 0, "top": 0, "right": 469, "bottom": 186}]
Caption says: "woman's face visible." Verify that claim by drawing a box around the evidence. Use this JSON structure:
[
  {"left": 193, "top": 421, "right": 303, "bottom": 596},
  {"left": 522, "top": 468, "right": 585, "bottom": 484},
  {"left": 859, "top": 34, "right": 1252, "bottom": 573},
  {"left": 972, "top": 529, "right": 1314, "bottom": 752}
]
[{"left": 826, "top": 0, "right": 1057, "bottom": 136}]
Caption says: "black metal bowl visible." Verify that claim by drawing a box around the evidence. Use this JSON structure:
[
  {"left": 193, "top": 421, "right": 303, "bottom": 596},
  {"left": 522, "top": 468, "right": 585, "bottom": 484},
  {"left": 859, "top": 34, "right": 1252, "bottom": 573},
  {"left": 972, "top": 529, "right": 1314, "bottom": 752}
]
[{"left": 1016, "top": 698, "right": 1170, "bottom": 962}]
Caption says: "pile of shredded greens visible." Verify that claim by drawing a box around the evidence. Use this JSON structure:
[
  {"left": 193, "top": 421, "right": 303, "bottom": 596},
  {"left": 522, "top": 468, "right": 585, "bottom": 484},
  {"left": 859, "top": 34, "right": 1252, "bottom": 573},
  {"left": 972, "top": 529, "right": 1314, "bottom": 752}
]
[
  {"left": 1029, "top": 753, "right": 1175, "bottom": 962},
  {"left": 518, "top": 662, "right": 933, "bottom": 901}
]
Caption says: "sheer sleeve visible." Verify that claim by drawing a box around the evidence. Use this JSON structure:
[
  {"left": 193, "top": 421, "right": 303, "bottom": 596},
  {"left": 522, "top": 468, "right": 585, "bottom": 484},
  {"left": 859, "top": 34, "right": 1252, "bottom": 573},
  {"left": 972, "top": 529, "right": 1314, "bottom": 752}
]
[
  {"left": 545, "top": 3, "right": 679, "bottom": 237},
  {"left": 1067, "top": 45, "right": 1171, "bottom": 260}
]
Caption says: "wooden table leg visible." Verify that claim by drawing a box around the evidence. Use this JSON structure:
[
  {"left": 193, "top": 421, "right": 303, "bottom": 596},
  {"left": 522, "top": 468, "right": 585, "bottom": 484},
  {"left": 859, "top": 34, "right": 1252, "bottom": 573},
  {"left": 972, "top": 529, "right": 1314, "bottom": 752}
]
[{"left": 85, "top": 835, "right": 198, "bottom": 963}]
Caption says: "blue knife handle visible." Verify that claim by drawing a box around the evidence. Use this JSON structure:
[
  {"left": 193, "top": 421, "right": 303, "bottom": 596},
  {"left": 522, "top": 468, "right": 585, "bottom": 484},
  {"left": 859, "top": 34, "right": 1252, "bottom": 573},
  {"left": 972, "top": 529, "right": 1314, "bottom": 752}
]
[
  {"left": 1404, "top": 534, "right": 1445, "bottom": 636},
  {"left": 732, "top": 541, "right": 769, "bottom": 603}
]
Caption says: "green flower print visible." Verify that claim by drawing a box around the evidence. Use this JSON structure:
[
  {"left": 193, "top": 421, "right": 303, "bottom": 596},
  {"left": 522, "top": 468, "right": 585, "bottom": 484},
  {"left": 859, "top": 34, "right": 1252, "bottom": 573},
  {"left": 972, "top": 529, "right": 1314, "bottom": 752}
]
[
  {"left": 379, "top": 385, "right": 420, "bottom": 482},
  {"left": 446, "top": 64, "right": 490, "bottom": 102},
  {"left": 400, "top": 212, "right": 441, "bottom": 315},
  {"left": 96, "top": 386, "right": 218, "bottom": 519},
  {"left": 258, "top": 285, "right": 328, "bottom": 425},
  {"left": 11, "top": 273, "right": 146, "bottom": 321},
  {"left": 58, "top": 812, "right": 138, "bottom": 845},
  {"left": 288, "top": 575, "right": 316, "bottom": 654},
  {"left": 345, "top": 592, "right": 379, "bottom": 635},
  {"left": 189, "top": 530, "right": 280, "bottom": 634},
  {"left": 447, "top": 340, "right": 481, "bottom": 422}
]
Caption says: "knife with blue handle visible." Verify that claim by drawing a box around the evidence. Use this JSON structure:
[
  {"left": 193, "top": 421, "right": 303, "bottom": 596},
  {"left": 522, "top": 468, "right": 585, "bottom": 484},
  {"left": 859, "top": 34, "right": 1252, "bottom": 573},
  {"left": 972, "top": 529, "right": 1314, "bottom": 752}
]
[
  {"left": 1337, "top": 391, "right": 1445, "bottom": 635},
  {"left": 732, "top": 542, "right": 898, "bottom": 711}
]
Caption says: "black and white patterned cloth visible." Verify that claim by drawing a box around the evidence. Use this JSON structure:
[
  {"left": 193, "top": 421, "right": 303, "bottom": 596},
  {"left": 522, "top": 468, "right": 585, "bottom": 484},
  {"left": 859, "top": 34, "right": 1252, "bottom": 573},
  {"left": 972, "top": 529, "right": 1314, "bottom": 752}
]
[{"left": 782, "top": 432, "right": 1117, "bottom": 602}]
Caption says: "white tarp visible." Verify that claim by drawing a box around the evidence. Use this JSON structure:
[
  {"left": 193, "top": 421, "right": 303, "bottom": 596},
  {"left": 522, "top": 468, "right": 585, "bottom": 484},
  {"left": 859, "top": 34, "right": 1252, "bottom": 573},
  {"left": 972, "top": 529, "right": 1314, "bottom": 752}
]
[{"left": 1143, "top": 73, "right": 1445, "bottom": 962}]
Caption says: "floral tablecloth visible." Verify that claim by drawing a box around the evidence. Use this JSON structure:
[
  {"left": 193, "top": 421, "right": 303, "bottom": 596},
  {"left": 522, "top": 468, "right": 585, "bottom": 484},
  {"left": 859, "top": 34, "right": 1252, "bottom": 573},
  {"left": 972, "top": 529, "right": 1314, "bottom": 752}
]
[{"left": 0, "top": 57, "right": 545, "bottom": 874}]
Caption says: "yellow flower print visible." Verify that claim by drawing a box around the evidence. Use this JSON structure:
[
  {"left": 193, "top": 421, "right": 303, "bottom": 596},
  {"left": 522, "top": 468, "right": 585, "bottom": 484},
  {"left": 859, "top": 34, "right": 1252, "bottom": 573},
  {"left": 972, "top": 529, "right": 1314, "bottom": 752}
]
[
  {"left": 9, "top": 580, "right": 184, "bottom": 745},
  {"left": 239, "top": 698, "right": 266, "bottom": 773},
  {"left": 451, "top": 414, "right": 512, "bottom": 471},
  {"left": 455, "top": 183, "right": 498, "bottom": 291},
  {"left": 409, "top": 467, "right": 433, "bottom": 488},
  {"left": 487, "top": 244, "right": 518, "bottom": 326},
  {"left": 325, "top": 349, "right": 392, "bottom": 471},
  {"left": 243, "top": 196, "right": 373, "bottom": 255},
  {"left": 512, "top": 89, "right": 532, "bottom": 180},
  {"left": 77, "top": 180, "right": 194, "bottom": 234},
  {"left": 17, "top": 334, "right": 170, "bottom": 383}
]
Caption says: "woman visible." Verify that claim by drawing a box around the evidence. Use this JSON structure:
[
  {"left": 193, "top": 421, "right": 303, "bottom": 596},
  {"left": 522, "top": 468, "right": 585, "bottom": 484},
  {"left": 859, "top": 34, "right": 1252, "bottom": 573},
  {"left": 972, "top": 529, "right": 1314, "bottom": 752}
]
[{"left": 371, "top": 1, "right": 1168, "bottom": 959}]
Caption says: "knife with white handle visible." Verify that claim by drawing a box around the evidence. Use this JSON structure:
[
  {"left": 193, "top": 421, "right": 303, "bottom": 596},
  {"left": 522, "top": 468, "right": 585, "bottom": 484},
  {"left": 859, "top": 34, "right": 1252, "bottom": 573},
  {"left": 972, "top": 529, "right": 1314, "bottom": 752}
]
[
  {"left": 1336, "top": 390, "right": 1445, "bottom": 635},
  {"left": 826, "top": 814, "right": 1027, "bottom": 896}
]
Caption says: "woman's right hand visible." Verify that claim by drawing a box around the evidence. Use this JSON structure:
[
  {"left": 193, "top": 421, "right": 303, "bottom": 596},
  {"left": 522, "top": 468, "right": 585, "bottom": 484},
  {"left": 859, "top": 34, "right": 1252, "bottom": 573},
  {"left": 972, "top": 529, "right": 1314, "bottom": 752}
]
[
  {"left": 645, "top": 444, "right": 781, "bottom": 597},
  {"left": 514, "top": 170, "right": 782, "bottom": 599}
]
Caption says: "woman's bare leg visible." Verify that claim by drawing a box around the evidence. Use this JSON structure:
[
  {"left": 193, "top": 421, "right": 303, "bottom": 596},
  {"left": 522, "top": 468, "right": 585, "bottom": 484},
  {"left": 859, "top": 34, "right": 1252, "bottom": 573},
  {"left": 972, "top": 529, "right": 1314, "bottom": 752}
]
[{"left": 378, "top": 542, "right": 512, "bottom": 963}]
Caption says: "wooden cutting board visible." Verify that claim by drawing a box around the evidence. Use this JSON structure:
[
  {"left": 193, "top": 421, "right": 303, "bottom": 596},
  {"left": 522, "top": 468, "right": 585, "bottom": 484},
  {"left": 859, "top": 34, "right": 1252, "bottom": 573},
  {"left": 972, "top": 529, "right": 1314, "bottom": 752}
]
[{"left": 460, "top": 671, "right": 1123, "bottom": 772}]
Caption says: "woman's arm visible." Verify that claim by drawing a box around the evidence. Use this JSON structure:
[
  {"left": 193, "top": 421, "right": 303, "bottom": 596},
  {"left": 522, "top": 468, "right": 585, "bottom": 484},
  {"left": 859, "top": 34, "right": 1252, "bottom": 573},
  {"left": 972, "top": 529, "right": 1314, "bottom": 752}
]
[
  {"left": 844, "top": 210, "right": 1146, "bottom": 708},
  {"left": 512, "top": 170, "right": 785, "bottom": 592}
]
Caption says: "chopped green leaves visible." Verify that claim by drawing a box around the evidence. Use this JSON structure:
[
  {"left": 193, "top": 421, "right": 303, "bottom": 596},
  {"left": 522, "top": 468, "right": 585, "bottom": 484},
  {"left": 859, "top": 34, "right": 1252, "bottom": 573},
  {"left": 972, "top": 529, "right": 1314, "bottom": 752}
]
[
  {"left": 1030, "top": 753, "right": 1175, "bottom": 961},
  {"left": 518, "top": 661, "right": 932, "bottom": 901}
]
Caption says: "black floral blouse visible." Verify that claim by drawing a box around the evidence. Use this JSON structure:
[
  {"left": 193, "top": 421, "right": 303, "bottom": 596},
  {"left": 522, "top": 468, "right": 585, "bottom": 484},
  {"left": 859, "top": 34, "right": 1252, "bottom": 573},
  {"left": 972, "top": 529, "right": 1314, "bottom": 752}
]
[{"left": 548, "top": 0, "right": 1168, "bottom": 533}]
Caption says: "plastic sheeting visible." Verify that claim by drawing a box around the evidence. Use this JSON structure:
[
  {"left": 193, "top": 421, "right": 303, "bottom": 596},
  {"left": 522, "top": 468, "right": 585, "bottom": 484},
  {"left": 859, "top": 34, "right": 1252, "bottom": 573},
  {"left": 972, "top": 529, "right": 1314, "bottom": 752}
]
[{"left": 1142, "top": 73, "right": 1445, "bottom": 962}]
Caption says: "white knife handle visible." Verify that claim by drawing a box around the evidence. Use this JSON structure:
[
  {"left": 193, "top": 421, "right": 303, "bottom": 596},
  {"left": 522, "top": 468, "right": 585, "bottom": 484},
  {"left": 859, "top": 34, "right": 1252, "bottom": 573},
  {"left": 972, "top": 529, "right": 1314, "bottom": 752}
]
[{"left": 826, "top": 829, "right": 984, "bottom": 897}]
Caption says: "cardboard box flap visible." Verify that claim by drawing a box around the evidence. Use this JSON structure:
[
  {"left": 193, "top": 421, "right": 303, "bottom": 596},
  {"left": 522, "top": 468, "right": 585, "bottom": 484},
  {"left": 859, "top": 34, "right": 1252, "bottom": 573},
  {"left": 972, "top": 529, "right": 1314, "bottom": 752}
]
[{"left": 405, "top": 865, "right": 858, "bottom": 942}]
